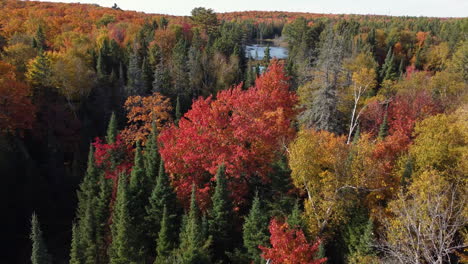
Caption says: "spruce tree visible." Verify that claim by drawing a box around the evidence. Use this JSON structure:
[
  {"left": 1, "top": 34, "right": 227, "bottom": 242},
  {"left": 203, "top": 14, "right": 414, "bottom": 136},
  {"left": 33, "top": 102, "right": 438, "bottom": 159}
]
[
  {"left": 144, "top": 122, "right": 160, "bottom": 187},
  {"left": 287, "top": 200, "right": 303, "bottom": 230},
  {"left": 378, "top": 111, "right": 389, "bottom": 140},
  {"left": 175, "top": 96, "right": 182, "bottom": 125},
  {"left": 69, "top": 223, "right": 81, "bottom": 264},
  {"left": 142, "top": 57, "right": 153, "bottom": 93},
  {"left": 243, "top": 194, "right": 269, "bottom": 264},
  {"left": 178, "top": 185, "right": 211, "bottom": 264},
  {"left": 76, "top": 145, "right": 99, "bottom": 222},
  {"left": 34, "top": 25, "right": 46, "bottom": 51},
  {"left": 152, "top": 58, "right": 171, "bottom": 95},
  {"left": 154, "top": 206, "right": 173, "bottom": 264},
  {"left": 146, "top": 159, "right": 177, "bottom": 242},
  {"left": 208, "top": 164, "right": 232, "bottom": 262},
  {"left": 106, "top": 112, "right": 118, "bottom": 144},
  {"left": 380, "top": 48, "right": 397, "bottom": 82},
  {"left": 342, "top": 207, "right": 375, "bottom": 263},
  {"left": 129, "top": 141, "right": 150, "bottom": 256},
  {"left": 97, "top": 51, "right": 106, "bottom": 80},
  {"left": 126, "top": 47, "right": 145, "bottom": 96},
  {"left": 109, "top": 174, "right": 137, "bottom": 264},
  {"left": 30, "top": 213, "right": 51, "bottom": 264},
  {"left": 172, "top": 38, "right": 189, "bottom": 98},
  {"left": 263, "top": 45, "right": 271, "bottom": 66},
  {"left": 95, "top": 173, "right": 112, "bottom": 263}
]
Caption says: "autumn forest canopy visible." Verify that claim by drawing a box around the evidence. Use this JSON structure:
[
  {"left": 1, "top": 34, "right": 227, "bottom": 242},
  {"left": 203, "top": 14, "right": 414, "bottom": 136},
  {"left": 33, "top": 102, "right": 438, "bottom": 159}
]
[{"left": 0, "top": 1, "right": 467, "bottom": 263}]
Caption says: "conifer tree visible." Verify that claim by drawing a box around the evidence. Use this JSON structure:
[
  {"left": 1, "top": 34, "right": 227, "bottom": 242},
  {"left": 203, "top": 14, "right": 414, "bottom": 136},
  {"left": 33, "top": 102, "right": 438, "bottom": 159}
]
[
  {"left": 172, "top": 39, "right": 189, "bottom": 97},
  {"left": 97, "top": 51, "right": 106, "bottom": 80},
  {"left": 175, "top": 96, "right": 182, "bottom": 125},
  {"left": 129, "top": 141, "right": 150, "bottom": 256},
  {"left": 287, "top": 200, "right": 304, "bottom": 230},
  {"left": 95, "top": 174, "right": 112, "bottom": 263},
  {"left": 76, "top": 145, "right": 99, "bottom": 222},
  {"left": 126, "top": 47, "right": 145, "bottom": 96},
  {"left": 380, "top": 48, "right": 397, "bottom": 81},
  {"left": 243, "top": 194, "right": 269, "bottom": 264},
  {"left": 154, "top": 206, "right": 173, "bottom": 264},
  {"left": 378, "top": 111, "right": 389, "bottom": 139},
  {"left": 26, "top": 51, "right": 53, "bottom": 94},
  {"left": 146, "top": 159, "right": 177, "bottom": 241},
  {"left": 109, "top": 174, "right": 137, "bottom": 264},
  {"left": 178, "top": 185, "right": 211, "bottom": 263},
  {"left": 34, "top": 25, "right": 47, "bottom": 51},
  {"left": 342, "top": 207, "right": 375, "bottom": 263},
  {"left": 152, "top": 58, "right": 171, "bottom": 95},
  {"left": 30, "top": 213, "right": 51, "bottom": 264},
  {"left": 263, "top": 45, "right": 271, "bottom": 66},
  {"left": 69, "top": 223, "right": 81, "bottom": 264},
  {"left": 208, "top": 164, "right": 232, "bottom": 262},
  {"left": 106, "top": 112, "right": 118, "bottom": 144},
  {"left": 144, "top": 122, "right": 160, "bottom": 187},
  {"left": 142, "top": 57, "right": 153, "bottom": 93}
]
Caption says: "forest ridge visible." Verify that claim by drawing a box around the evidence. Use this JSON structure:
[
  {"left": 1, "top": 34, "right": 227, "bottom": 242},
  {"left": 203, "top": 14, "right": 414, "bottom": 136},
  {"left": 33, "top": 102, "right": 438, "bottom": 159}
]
[{"left": 0, "top": 1, "right": 467, "bottom": 264}]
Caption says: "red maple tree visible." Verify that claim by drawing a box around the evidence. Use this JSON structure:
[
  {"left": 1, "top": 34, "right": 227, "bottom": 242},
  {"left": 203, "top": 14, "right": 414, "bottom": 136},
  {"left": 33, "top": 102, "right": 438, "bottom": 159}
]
[
  {"left": 260, "top": 219, "right": 326, "bottom": 264},
  {"left": 159, "top": 61, "right": 297, "bottom": 209}
]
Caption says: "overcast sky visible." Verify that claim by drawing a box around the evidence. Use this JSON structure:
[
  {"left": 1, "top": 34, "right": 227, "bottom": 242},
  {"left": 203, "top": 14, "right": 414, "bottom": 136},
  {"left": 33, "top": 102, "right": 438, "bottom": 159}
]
[{"left": 38, "top": 0, "right": 467, "bottom": 17}]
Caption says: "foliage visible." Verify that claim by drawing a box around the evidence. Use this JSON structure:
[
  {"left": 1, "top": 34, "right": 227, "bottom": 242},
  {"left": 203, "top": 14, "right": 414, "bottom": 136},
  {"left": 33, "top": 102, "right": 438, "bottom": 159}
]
[
  {"left": 259, "top": 219, "right": 326, "bottom": 264},
  {"left": 243, "top": 194, "right": 270, "bottom": 264},
  {"left": 30, "top": 213, "right": 51, "bottom": 264}
]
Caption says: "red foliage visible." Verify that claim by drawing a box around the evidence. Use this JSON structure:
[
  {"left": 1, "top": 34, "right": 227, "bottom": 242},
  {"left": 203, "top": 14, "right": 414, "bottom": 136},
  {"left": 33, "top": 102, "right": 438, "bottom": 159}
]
[
  {"left": 159, "top": 61, "right": 297, "bottom": 210},
  {"left": 93, "top": 134, "right": 133, "bottom": 199},
  {"left": 388, "top": 90, "right": 439, "bottom": 139},
  {"left": 260, "top": 219, "right": 326, "bottom": 264}
]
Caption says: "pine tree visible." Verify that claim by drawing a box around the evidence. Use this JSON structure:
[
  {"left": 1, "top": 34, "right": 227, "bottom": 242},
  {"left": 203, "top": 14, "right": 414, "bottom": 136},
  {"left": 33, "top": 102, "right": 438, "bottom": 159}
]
[
  {"left": 287, "top": 200, "right": 303, "bottom": 230},
  {"left": 129, "top": 141, "right": 150, "bottom": 256},
  {"left": 26, "top": 51, "right": 53, "bottom": 95},
  {"left": 342, "top": 207, "right": 375, "bottom": 264},
  {"left": 172, "top": 38, "right": 189, "bottom": 98},
  {"left": 378, "top": 111, "right": 389, "bottom": 140},
  {"left": 142, "top": 57, "right": 153, "bottom": 93},
  {"left": 144, "top": 122, "right": 160, "bottom": 187},
  {"left": 95, "top": 174, "right": 112, "bottom": 263},
  {"left": 154, "top": 206, "right": 173, "bottom": 264},
  {"left": 152, "top": 58, "right": 171, "bottom": 95},
  {"left": 126, "top": 47, "right": 145, "bottom": 96},
  {"left": 109, "top": 174, "right": 137, "bottom": 264},
  {"left": 69, "top": 223, "right": 81, "bottom": 264},
  {"left": 178, "top": 185, "right": 211, "bottom": 263},
  {"left": 175, "top": 96, "right": 182, "bottom": 125},
  {"left": 146, "top": 159, "right": 177, "bottom": 241},
  {"left": 208, "top": 164, "right": 232, "bottom": 262},
  {"left": 263, "top": 45, "right": 271, "bottom": 66},
  {"left": 380, "top": 48, "right": 396, "bottom": 81},
  {"left": 243, "top": 194, "right": 269, "bottom": 264},
  {"left": 106, "top": 112, "right": 118, "bottom": 144},
  {"left": 30, "top": 213, "right": 51, "bottom": 264},
  {"left": 97, "top": 51, "right": 106, "bottom": 80},
  {"left": 76, "top": 145, "right": 99, "bottom": 221},
  {"left": 34, "top": 25, "right": 46, "bottom": 51}
]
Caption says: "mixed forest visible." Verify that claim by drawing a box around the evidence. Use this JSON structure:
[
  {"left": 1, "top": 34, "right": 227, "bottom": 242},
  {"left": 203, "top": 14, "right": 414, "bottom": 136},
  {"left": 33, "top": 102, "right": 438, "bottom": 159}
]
[{"left": 0, "top": 0, "right": 467, "bottom": 263}]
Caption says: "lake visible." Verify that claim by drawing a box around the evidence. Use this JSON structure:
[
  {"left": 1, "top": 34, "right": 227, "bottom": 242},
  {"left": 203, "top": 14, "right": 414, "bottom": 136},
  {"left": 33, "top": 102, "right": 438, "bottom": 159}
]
[{"left": 245, "top": 44, "right": 288, "bottom": 60}]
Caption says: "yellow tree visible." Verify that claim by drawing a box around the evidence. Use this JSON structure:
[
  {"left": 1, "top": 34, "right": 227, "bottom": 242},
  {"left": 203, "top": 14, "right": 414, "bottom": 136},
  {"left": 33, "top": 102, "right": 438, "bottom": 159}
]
[
  {"left": 121, "top": 92, "right": 172, "bottom": 145},
  {"left": 288, "top": 129, "right": 349, "bottom": 237}
]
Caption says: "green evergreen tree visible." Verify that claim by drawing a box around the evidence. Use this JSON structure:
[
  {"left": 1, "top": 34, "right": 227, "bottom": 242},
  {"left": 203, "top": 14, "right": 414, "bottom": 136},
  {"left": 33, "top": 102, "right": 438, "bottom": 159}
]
[
  {"left": 30, "top": 213, "right": 51, "bottom": 264},
  {"left": 172, "top": 39, "right": 189, "bottom": 98},
  {"left": 243, "top": 194, "right": 269, "bottom": 264},
  {"left": 208, "top": 164, "right": 232, "bottom": 262},
  {"left": 352, "top": 125, "right": 361, "bottom": 145},
  {"left": 106, "top": 112, "right": 118, "bottom": 144},
  {"left": 109, "top": 174, "right": 137, "bottom": 264},
  {"left": 263, "top": 45, "right": 271, "bottom": 66},
  {"left": 342, "top": 207, "right": 375, "bottom": 264},
  {"left": 154, "top": 206, "right": 173, "bottom": 264},
  {"left": 129, "top": 141, "right": 150, "bottom": 256},
  {"left": 144, "top": 122, "right": 160, "bottom": 187},
  {"left": 378, "top": 111, "right": 389, "bottom": 140},
  {"left": 178, "top": 185, "right": 211, "bottom": 264},
  {"left": 175, "top": 96, "right": 182, "bottom": 125},
  {"left": 126, "top": 47, "right": 145, "bottom": 96},
  {"left": 287, "top": 200, "right": 303, "bottom": 230},
  {"left": 34, "top": 25, "right": 46, "bottom": 51},
  {"left": 380, "top": 48, "right": 397, "bottom": 81},
  {"left": 142, "top": 57, "right": 153, "bottom": 93},
  {"left": 97, "top": 51, "right": 106, "bottom": 80},
  {"left": 95, "top": 175, "right": 112, "bottom": 263},
  {"left": 69, "top": 223, "right": 81, "bottom": 264},
  {"left": 76, "top": 145, "right": 99, "bottom": 221},
  {"left": 152, "top": 58, "right": 172, "bottom": 95},
  {"left": 146, "top": 159, "right": 177, "bottom": 242}
]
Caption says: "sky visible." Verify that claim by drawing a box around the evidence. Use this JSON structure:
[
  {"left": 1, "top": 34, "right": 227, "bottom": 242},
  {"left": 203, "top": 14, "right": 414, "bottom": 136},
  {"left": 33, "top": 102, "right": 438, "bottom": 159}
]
[{"left": 38, "top": 0, "right": 468, "bottom": 17}]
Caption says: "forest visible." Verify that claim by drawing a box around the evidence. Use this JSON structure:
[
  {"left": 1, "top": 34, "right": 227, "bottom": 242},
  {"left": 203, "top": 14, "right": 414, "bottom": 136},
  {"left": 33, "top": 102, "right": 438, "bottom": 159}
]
[{"left": 0, "top": 0, "right": 467, "bottom": 263}]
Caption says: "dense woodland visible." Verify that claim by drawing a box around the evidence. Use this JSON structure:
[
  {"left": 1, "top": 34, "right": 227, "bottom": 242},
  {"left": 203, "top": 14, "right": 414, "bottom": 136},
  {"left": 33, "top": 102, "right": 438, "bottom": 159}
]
[{"left": 0, "top": 0, "right": 467, "bottom": 263}]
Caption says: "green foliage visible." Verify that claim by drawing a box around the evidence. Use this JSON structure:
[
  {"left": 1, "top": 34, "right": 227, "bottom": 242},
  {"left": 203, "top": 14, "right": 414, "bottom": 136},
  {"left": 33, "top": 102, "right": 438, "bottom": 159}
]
[
  {"left": 144, "top": 122, "right": 160, "bottom": 186},
  {"left": 378, "top": 111, "right": 389, "bottom": 139},
  {"left": 109, "top": 174, "right": 138, "bottom": 264},
  {"left": 126, "top": 47, "right": 145, "bottom": 96},
  {"left": 287, "top": 200, "right": 304, "bottom": 230},
  {"left": 342, "top": 207, "right": 376, "bottom": 264},
  {"left": 106, "top": 112, "right": 118, "bottom": 144},
  {"left": 208, "top": 164, "right": 232, "bottom": 262},
  {"left": 154, "top": 206, "right": 174, "bottom": 264},
  {"left": 30, "top": 213, "right": 51, "bottom": 264},
  {"left": 177, "top": 186, "right": 211, "bottom": 264},
  {"left": 243, "top": 194, "right": 269, "bottom": 264}
]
